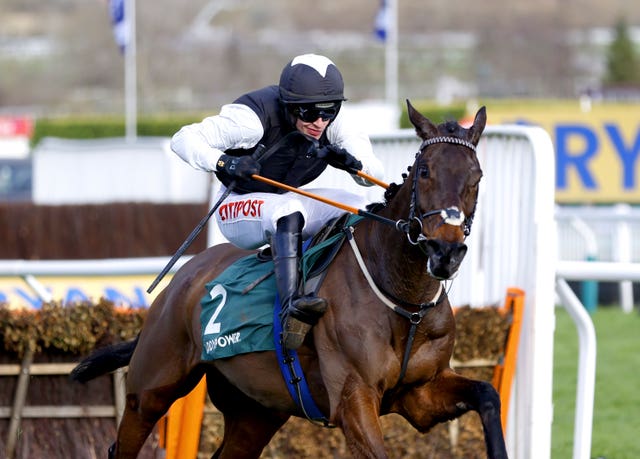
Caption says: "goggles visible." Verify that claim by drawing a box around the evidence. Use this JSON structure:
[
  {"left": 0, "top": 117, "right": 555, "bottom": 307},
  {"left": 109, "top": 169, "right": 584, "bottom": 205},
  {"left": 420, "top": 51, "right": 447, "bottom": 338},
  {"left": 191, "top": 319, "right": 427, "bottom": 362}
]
[{"left": 291, "top": 103, "right": 339, "bottom": 123}]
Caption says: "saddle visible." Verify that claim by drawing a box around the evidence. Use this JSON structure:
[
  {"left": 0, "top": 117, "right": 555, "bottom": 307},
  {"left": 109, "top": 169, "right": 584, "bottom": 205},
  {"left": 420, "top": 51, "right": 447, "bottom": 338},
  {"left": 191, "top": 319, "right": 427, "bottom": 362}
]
[{"left": 257, "top": 212, "right": 361, "bottom": 295}]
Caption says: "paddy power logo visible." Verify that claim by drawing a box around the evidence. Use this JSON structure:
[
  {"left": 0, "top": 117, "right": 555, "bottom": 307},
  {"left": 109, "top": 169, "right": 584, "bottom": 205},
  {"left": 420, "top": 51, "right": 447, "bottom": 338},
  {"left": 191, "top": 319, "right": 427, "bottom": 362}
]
[{"left": 487, "top": 103, "right": 640, "bottom": 203}]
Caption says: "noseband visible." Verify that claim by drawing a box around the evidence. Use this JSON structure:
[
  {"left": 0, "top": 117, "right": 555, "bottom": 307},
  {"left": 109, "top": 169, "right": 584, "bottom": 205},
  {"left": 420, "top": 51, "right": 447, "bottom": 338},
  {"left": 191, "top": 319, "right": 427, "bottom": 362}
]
[
  {"left": 399, "top": 136, "right": 477, "bottom": 246},
  {"left": 354, "top": 135, "right": 478, "bottom": 243}
]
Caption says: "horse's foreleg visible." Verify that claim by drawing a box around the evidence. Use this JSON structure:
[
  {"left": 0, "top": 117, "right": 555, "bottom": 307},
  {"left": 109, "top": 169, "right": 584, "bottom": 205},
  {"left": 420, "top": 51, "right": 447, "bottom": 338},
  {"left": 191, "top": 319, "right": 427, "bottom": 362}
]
[
  {"left": 456, "top": 378, "right": 506, "bottom": 459},
  {"left": 399, "top": 369, "right": 507, "bottom": 459},
  {"left": 471, "top": 381, "right": 507, "bottom": 459},
  {"left": 335, "top": 376, "right": 388, "bottom": 459}
]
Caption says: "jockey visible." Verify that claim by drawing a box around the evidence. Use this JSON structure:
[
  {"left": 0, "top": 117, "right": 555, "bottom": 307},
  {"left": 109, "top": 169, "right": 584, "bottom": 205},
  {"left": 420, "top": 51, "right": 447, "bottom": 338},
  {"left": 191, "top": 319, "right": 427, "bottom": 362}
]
[{"left": 171, "top": 53, "right": 384, "bottom": 349}]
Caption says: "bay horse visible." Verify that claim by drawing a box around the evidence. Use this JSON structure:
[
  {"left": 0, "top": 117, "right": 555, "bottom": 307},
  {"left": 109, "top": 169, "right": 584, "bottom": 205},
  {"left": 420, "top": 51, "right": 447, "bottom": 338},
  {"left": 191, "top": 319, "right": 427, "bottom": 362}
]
[{"left": 71, "top": 101, "right": 507, "bottom": 459}]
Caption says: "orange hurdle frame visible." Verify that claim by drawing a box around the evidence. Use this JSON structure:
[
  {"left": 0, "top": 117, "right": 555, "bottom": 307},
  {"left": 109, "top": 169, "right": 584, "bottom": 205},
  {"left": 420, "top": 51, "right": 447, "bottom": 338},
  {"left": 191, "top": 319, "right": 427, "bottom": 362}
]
[
  {"left": 158, "top": 377, "right": 207, "bottom": 459},
  {"left": 492, "top": 287, "right": 525, "bottom": 433}
]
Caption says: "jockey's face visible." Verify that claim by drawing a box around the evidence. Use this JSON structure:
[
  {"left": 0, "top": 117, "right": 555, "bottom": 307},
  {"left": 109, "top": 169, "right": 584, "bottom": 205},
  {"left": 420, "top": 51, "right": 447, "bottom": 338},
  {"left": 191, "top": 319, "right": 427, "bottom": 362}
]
[
  {"left": 288, "top": 102, "right": 339, "bottom": 139},
  {"left": 295, "top": 117, "right": 331, "bottom": 139}
]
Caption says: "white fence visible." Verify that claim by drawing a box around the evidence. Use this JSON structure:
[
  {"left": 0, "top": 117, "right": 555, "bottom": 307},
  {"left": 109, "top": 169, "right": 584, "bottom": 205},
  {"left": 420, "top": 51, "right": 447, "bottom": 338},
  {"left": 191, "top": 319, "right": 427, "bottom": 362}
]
[
  {"left": 556, "top": 204, "right": 640, "bottom": 263},
  {"left": 1, "top": 127, "right": 578, "bottom": 459},
  {"left": 556, "top": 204, "right": 640, "bottom": 313},
  {"left": 32, "top": 137, "right": 210, "bottom": 204}
]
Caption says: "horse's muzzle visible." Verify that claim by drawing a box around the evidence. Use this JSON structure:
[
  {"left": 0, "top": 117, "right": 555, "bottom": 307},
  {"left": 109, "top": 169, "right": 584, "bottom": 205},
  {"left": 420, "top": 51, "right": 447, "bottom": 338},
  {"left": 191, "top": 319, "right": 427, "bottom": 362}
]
[{"left": 424, "top": 240, "right": 468, "bottom": 280}]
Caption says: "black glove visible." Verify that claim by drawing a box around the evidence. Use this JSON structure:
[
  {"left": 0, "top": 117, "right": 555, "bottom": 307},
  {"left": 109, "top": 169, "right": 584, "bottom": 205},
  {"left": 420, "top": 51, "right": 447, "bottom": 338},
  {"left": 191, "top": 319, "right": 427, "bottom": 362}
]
[
  {"left": 316, "top": 145, "right": 363, "bottom": 173},
  {"left": 216, "top": 154, "right": 261, "bottom": 180}
]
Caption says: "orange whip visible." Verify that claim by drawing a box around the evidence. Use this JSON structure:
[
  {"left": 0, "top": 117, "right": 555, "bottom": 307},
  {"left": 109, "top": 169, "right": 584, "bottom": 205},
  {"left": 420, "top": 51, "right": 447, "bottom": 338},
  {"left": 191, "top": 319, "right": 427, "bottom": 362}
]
[
  {"left": 251, "top": 173, "right": 397, "bottom": 228},
  {"left": 355, "top": 170, "right": 389, "bottom": 189}
]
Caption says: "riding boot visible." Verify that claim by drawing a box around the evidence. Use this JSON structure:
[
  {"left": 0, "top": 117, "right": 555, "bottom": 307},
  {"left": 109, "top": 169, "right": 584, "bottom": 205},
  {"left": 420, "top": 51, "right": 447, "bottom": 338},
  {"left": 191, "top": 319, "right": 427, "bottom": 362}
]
[{"left": 272, "top": 212, "right": 328, "bottom": 350}]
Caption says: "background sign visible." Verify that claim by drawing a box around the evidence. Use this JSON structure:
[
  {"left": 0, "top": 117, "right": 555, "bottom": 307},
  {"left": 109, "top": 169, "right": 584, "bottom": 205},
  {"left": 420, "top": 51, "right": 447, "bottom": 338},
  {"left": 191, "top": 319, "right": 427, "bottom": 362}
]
[
  {"left": 0, "top": 116, "right": 33, "bottom": 159},
  {"left": 0, "top": 275, "right": 168, "bottom": 309},
  {"left": 485, "top": 102, "right": 640, "bottom": 204}
]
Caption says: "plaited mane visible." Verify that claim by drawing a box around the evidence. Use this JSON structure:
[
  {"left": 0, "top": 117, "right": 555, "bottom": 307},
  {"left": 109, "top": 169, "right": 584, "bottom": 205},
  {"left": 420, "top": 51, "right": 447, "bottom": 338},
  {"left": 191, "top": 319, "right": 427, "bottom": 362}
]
[{"left": 365, "top": 168, "right": 410, "bottom": 212}]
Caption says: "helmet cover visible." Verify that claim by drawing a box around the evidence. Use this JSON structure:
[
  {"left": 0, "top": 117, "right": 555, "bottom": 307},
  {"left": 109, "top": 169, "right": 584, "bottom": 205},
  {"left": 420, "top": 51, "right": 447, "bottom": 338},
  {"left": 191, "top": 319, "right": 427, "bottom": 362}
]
[{"left": 279, "top": 54, "right": 346, "bottom": 104}]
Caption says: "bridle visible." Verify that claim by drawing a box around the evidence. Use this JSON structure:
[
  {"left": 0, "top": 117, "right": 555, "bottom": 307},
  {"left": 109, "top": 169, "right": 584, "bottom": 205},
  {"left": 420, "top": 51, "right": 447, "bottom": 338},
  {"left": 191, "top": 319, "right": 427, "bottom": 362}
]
[{"left": 400, "top": 136, "right": 478, "bottom": 247}]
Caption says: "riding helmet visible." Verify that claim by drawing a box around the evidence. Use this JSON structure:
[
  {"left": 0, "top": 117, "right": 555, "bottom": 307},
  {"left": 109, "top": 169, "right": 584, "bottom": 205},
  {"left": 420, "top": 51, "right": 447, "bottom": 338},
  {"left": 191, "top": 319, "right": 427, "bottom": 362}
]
[{"left": 279, "top": 54, "right": 346, "bottom": 104}]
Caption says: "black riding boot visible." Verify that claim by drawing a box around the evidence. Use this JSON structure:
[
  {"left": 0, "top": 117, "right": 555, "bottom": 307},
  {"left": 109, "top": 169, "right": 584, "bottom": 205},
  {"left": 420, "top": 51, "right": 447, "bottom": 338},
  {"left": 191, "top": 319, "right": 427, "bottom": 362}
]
[{"left": 272, "top": 212, "right": 328, "bottom": 350}]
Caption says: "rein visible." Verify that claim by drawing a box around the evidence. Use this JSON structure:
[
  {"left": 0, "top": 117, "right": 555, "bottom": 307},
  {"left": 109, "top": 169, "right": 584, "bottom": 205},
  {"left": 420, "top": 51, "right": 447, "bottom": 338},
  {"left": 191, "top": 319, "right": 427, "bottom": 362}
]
[{"left": 252, "top": 135, "right": 477, "bottom": 244}]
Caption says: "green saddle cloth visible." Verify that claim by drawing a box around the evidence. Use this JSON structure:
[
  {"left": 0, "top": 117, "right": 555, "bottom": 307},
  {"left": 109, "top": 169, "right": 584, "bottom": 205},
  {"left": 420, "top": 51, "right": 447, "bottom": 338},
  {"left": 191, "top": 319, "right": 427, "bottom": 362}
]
[
  {"left": 199, "top": 214, "right": 363, "bottom": 361},
  {"left": 200, "top": 255, "right": 276, "bottom": 360}
]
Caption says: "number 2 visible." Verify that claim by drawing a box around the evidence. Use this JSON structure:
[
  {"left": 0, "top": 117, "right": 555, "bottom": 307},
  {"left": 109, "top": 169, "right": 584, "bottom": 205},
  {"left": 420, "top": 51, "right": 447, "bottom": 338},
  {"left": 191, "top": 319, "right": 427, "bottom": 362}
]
[{"left": 204, "top": 284, "right": 227, "bottom": 335}]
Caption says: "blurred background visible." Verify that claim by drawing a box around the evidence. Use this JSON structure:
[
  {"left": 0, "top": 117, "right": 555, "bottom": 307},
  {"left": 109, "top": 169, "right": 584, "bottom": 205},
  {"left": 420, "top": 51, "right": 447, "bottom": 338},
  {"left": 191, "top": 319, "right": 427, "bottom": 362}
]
[
  {"left": 1, "top": 0, "right": 639, "bottom": 115},
  {"left": 1, "top": 0, "right": 640, "bottom": 292},
  {"left": 0, "top": 3, "right": 639, "bottom": 458}
]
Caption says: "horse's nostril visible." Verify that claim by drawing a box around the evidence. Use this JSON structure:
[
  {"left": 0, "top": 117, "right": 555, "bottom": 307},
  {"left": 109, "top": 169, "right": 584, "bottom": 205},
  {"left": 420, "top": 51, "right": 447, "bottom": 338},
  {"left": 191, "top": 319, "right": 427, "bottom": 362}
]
[
  {"left": 425, "top": 240, "right": 468, "bottom": 279},
  {"left": 426, "top": 240, "right": 466, "bottom": 257},
  {"left": 426, "top": 239, "right": 467, "bottom": 271},
  {"left": 453, "top": 243, "right": 468, "bottom": 259}
]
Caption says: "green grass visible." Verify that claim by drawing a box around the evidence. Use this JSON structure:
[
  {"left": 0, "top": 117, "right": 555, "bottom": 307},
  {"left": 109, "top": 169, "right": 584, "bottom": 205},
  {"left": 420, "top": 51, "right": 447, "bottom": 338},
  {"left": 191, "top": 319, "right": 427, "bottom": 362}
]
[{"left": 552, "top": 306, "right": 640, "bottom": 459}]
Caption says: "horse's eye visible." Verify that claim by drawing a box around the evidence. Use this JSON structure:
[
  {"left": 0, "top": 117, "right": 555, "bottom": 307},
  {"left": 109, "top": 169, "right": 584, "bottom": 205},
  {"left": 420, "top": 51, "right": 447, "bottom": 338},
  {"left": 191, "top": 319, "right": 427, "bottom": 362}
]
[{"left": 419, "top": 166, "right": 429, "bottom": 178}]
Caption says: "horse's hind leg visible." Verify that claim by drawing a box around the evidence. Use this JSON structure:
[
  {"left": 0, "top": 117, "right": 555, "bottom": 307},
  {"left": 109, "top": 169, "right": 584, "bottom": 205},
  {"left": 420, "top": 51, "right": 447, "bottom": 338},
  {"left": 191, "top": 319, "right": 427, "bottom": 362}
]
[
  {"left": 111, "top": 376, "right": 203, "bottom": 459},
  {"left": 212, "top": 408, "right": 289, "bottom": 459},
  {"left": 400, "top": 369, "right": 507, "bottom": 459},
  {"left": 110, "top": 350, "right": 206, "bottom": 458},
  {"left": 207, "top": 370, "right": 290, "bottom": 459},
  {"left": 110, "top": 389, "right": 171, "bottom": 458}
]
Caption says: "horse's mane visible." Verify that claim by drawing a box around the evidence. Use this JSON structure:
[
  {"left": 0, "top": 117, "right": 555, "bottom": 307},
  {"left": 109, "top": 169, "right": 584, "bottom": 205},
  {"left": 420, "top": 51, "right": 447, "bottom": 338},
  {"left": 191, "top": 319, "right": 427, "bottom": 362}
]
[{"left": 365, "top": 167, "right": 411, "bottom": 212}]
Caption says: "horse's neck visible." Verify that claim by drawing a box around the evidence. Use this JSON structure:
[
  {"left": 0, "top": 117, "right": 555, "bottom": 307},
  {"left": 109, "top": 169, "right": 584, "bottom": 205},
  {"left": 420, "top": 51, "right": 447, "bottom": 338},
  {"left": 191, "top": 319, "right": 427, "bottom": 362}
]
[{"left": 357, "top": 213, "right": 440, "bottom": 305}]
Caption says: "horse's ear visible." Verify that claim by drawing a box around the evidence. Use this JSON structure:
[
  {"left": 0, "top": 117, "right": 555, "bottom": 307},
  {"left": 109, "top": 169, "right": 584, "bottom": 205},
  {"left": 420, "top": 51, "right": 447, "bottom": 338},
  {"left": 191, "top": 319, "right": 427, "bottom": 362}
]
[
  {"left": 406, "top": 99, "right": 438, "bottom": 139},
  {"left": 467, "top": 106, "right": 487, "bottom": 145}
]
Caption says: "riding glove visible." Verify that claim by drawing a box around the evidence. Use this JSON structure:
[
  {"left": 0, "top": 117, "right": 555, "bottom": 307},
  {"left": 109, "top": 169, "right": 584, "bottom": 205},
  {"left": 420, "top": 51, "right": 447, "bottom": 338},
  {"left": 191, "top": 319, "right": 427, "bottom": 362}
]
[
  {"left": 316, "top": 145, "right": 363, "bottom": 173},
  {"left": 216, "top": 154, "right": 261, "bottom": 180}
]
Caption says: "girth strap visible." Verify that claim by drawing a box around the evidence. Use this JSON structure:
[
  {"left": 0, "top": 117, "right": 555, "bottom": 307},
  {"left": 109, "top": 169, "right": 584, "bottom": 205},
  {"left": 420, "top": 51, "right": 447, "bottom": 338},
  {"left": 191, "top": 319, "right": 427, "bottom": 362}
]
[{"left": 273, "top": 295, "right": 332, "bottom": 426}]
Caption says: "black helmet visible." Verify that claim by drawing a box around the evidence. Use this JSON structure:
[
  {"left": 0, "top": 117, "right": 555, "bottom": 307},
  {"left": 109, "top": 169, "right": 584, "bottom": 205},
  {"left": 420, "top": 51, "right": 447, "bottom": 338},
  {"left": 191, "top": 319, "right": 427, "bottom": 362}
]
[{"left": 279, "top": 54, "right": 346, "bottom": 104}]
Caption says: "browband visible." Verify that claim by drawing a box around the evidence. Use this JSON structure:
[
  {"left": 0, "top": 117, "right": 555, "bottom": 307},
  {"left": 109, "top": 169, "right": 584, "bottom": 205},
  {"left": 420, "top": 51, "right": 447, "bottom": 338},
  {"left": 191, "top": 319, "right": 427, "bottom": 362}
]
[{"left": 419, "top": 136, "right": 477, "bottom": 152}]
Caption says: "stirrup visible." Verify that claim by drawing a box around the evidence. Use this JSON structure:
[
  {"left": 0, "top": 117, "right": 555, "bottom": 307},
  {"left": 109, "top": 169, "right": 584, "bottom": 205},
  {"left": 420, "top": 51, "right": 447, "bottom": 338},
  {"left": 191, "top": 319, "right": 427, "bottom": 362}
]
[{"left": 282, "top": 296, "right": 327, "bottom": 350}]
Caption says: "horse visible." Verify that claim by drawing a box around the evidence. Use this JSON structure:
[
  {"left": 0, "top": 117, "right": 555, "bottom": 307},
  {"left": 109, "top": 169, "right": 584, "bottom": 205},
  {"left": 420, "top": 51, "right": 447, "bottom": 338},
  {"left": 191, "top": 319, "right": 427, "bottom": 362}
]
[{"left": 71, "top": 100, "right": 507, "bottom": 459}]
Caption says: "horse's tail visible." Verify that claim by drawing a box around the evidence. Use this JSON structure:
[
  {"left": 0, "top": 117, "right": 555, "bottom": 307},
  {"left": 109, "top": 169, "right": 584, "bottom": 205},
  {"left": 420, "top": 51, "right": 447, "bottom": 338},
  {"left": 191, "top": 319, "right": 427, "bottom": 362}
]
[{"left": 70, "top": 335, "right": 139, "bottom": 383}]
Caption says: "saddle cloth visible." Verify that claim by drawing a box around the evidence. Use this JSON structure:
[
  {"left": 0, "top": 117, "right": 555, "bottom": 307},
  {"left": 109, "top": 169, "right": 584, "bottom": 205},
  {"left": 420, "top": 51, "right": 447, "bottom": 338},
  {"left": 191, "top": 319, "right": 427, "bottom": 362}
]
[
  {"left": 199, "top": 213, "right": 361, "bottom": 361},
  {"left": 200, "top": 254, "right": 276, "bottom": 360}
]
